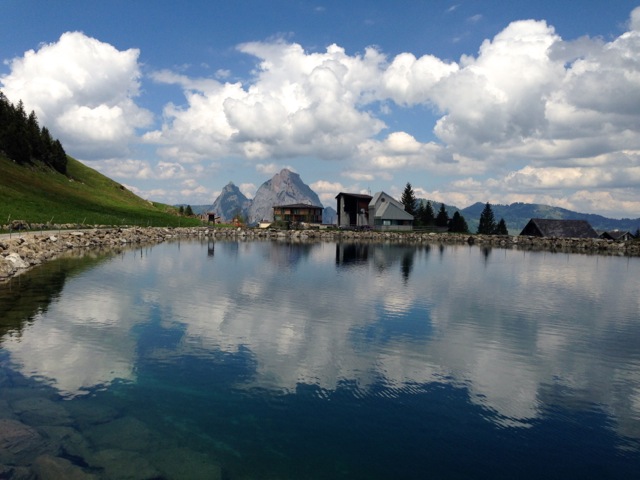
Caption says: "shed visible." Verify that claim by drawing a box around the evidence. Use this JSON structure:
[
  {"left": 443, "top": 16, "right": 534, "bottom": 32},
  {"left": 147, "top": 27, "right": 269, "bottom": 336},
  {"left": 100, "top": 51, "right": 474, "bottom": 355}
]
[{"left": 519, "top": 218, "right": 598, "bottom": 238}]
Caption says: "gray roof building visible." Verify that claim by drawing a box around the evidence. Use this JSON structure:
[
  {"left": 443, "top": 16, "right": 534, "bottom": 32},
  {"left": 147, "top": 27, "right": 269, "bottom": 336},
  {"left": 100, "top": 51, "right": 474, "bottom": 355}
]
[
  {"left": 369, "top": 191, "right": 414, "bottom": 231},
  {"left": 519, "top": 218, "right": 599, "bottom": 238}
]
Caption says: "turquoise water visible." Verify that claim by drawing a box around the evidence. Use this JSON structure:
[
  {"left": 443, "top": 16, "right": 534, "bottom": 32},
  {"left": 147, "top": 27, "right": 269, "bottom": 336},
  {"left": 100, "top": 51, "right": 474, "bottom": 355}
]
[{"left": 1, "top": 239, "right": 639, "bottom": 479}]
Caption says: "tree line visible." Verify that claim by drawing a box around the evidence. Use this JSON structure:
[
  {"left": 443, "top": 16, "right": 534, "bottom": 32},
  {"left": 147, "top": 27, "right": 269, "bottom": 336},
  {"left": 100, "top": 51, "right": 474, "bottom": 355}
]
[
  {"left": 401, "top": 182, "right": 508, "bottom": 235},
  {"left": 0, "top": 91, "right": 67, "bottom": 174}
]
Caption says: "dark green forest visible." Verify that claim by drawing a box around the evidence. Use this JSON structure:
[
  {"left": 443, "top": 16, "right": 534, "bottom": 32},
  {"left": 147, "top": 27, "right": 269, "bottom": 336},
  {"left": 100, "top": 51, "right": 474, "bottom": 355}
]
[{"left": 0, "top": 91, "right": 67, "bottom": 174}]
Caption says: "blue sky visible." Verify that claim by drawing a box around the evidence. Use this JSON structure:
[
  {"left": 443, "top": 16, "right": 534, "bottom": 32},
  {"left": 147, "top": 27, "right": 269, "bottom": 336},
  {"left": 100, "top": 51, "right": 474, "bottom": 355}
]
[{"left": 2, "top": 1, "right": 640, "bottom": 218}]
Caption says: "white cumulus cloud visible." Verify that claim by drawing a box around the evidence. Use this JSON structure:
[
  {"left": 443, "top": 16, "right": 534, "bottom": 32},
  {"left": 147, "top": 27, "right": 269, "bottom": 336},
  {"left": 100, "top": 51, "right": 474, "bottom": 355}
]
[
  {"left": 1, "top": 31, "right": 152, "bottom": 159},
  {"left": 145, "top": 41, "right": 387, "bottom": 162}
]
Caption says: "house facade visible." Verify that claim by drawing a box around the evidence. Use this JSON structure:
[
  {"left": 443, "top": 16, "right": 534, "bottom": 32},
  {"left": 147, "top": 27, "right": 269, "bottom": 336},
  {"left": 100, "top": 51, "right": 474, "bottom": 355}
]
[
  {"left": 335, "top": 192, "right": 372, "bottom": 228},
  {"left": 519, "top": 218, "right": 599, "bottom": 238},
  {"left": 272, "top": 204, "right": 323, "bottom": 225},
  {"left": 368, "top": 191, "right": 414, "bottom": 231}
]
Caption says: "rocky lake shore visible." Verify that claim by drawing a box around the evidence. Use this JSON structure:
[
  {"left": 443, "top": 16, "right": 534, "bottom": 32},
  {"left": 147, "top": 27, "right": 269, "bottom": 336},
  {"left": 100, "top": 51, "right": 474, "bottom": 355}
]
[{"left": 1, "top": 225, "right": 639, "bottom": 282}]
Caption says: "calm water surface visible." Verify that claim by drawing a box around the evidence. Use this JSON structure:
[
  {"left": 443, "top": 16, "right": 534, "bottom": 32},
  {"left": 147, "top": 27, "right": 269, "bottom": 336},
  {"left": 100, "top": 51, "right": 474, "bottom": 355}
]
[{"left": 1, "top": 239, "right": 639, "bottom": 479}]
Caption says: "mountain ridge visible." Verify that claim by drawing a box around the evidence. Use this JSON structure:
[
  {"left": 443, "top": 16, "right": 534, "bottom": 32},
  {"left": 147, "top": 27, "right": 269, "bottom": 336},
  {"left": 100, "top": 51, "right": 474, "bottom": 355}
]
[
  {"left": 197, "top": 175, "right": 639, "bottom": 233},
  {"left": 419, "top": 199, "right": 640, "bottom": 234}
]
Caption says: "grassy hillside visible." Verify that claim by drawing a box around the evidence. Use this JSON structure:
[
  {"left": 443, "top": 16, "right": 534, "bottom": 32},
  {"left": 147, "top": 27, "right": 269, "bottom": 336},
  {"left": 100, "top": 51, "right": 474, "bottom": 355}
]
[{"left": 0, "top": 154, "right": 202, "bottom": 228}]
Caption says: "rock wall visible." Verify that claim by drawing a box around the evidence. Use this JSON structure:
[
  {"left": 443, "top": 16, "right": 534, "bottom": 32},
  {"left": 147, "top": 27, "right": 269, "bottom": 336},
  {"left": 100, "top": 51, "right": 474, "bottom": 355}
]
[
  {"left": 2, "top": 226, "right": 638, "bottom": 282},
  {"left": 207, "top": 228, "right": 640, "bottom": 256},
  {"left": 0, "top": 227, "right": 207, "bottom": 282}
]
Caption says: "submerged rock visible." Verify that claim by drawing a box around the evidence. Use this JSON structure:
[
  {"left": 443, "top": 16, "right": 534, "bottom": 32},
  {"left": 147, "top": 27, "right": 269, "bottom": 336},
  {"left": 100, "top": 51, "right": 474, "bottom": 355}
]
[
  {"left": 0, "top": 418, "right": 47, "bottom": 464},
  {"left": 150, "top": 447, "right": 223, "bottom": 480},
  {"left": 83, "top": 416, "right": 162, "bottom": 453},
  {"left": 32, "top": 454, "right": 97, "bottom": 480},
  {"left": 90, "top": 449, "right": 160, "bottom": 479},
  {"left": 11, "top": 397, "right": 73, "bottom": 427}
]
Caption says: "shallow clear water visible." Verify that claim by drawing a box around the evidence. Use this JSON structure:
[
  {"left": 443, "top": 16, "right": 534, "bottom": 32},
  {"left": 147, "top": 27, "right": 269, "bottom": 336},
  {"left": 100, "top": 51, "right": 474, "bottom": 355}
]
[{"left": 1, "top": 239, "right": 639, "bottom": 479}]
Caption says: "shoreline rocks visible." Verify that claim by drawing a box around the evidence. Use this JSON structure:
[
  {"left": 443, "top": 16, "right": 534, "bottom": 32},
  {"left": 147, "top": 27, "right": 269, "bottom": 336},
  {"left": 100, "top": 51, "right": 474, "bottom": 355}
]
[{"left": 1, "top": 226, "right": 638, "bottom": 282}]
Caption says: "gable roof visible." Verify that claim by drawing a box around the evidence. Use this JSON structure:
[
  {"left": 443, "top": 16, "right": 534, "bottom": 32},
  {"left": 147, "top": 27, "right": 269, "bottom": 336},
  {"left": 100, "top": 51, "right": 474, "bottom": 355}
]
[
  {"left": 600, "top": 230, "right": 634, "bottom": 241},
  {"left": 370, "top": 191, "right": 404, "bottom": 210},
  {"left": 375, "top": 200, "right": 415, "bottom": 221},
  {"left": 520, "top": 218, "right": 598, "bottom": 238},
  {"left": 369, "top": 191, "right": 414, "bottom": 221}
]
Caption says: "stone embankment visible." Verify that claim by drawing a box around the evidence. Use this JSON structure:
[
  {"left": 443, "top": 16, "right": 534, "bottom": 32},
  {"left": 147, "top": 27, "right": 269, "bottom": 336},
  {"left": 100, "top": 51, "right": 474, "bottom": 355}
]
[
  {"left": 0, "top": 227, "right": 206, "bottom": 282},
  {"left": 1, "top": 226, "right": 639, "bottom": 282},
  {"left": 208, "top": 227, "right": 640, "bottom": 255}
]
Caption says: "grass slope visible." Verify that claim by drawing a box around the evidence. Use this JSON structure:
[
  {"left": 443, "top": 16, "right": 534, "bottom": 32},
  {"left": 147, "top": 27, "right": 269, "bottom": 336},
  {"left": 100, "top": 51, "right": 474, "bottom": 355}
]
[{"left": 0, "top": 154, "right": 201, "bottom": 227}]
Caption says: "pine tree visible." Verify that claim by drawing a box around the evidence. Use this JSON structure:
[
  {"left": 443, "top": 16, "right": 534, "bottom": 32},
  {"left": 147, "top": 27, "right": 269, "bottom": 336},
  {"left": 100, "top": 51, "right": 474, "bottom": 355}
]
[
  {"left": 185, "top": 205, "right": 194, "bottom": 216},
  {"left": 0, "top": 94, "right": 67, "bottom": 170},
  {"left": 424, "top": 200, "right": 435, "bottom": 226},
  {"left": 448, "top": 211, "right": 469, "bottom": 233},
  {"left": 495, "top": 218, "right": 509, "bottom": 235},
  {"left": 415, "top": 201, "right": 426, "bottom": 226},
  {"left": 435, "top": 203, "right": 449, "bottom": 227},
  {"left": 27, "top": 111, "right": 44, "bottom": 160},
  {"left": 50, "top": 140, "right": 68, "bottom": 174},
  {"left": 401, "top": 182, "right": 417, "bottom": 216},
  {"left": 477, "top": 202, "right": 497, "bottom": 234}
]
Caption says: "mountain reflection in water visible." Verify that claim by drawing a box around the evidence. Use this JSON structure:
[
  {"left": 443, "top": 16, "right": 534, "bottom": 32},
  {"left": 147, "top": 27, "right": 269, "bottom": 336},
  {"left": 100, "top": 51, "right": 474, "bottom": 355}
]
[{"left": 1, "top": 239, "right": 639, "bottom": 479}]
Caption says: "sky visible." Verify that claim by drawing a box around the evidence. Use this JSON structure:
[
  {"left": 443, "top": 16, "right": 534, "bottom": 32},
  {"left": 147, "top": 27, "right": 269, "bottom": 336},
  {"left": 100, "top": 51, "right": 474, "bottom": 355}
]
[{"left": 1, "top": 1, "right": 639, "bottom": 218}]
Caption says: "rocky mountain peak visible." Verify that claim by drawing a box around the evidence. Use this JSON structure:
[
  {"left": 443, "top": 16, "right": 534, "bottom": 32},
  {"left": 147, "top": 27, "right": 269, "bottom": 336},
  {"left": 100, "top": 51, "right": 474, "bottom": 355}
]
[
  {"left": 247, "top": 169, "right": 323, "bottom": 224},
  {"left": 209, "top": 181, "right": 251, "bottom": 222}
]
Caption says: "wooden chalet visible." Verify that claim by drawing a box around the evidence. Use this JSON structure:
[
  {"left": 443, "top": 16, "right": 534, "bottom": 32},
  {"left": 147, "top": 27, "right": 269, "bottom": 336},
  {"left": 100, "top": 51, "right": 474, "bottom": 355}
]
[
  {"left": 273, "top": 204, "right": 323, "bottom": 225},
  {"left": 519, "top": 218, "right": 598, "bottom": 238}
]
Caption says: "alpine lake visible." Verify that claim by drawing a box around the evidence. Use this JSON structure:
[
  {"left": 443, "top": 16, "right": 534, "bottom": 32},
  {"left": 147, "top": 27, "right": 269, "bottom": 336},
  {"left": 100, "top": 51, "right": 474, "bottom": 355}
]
[{"left": 1, "top": 237, "right": 639, "bottom": 479}]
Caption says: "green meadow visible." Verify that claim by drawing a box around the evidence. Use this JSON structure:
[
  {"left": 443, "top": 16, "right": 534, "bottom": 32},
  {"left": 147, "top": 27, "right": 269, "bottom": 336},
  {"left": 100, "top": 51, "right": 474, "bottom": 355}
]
[{"left": 0, "top": 154, "right": 202, "bottom": 228}]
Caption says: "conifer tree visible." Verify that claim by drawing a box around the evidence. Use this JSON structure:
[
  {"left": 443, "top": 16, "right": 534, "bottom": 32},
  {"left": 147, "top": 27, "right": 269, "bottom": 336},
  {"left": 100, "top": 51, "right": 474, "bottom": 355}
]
[
  {"left": 435, "top": 203, "right": 449, "bottom": 227},
  {"left": 0, "top": 92, "right": 67, "bottom": 170},
  {"left": 401, "top": 182, "right": 417, "bottom": 216},
  {"left": 415, "top": 201, "right": 426, "bottom": 226},
  {"left": 495, "top": 218, "right": 509, "bottom": 235},
  {"left": 477, "top": 202, "right": 497, "bottom": 234},
  {"left": 423, "top": 200, "right": 435, "bottom": 226},
  {"left": 448, "top": 211, "right": 469, "bottom": 233}
]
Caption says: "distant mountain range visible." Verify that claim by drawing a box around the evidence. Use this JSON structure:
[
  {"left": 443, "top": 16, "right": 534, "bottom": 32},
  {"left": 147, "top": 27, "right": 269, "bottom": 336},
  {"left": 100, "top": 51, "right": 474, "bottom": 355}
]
[
  {"left": 186, "top": 171, "right": 639, "bottom": 233},
  {"left": 424, "top": 200, "right": 640, "bottom": 235}
]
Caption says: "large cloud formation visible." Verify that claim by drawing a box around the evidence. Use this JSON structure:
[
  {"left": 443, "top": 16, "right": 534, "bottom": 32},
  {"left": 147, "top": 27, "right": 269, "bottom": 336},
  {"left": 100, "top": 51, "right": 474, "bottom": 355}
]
[
  {"left": 144, "top": 42, "right": 387, "bottom": 162},
  {"left": 2, "top": 8, "right": 640, "bottom": 216},
  {"left": 1, "top": 32, "right": 152, "bottom": 159},
  {"left": 143, "top": 10, "right": 640, "bottom": 215}
]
